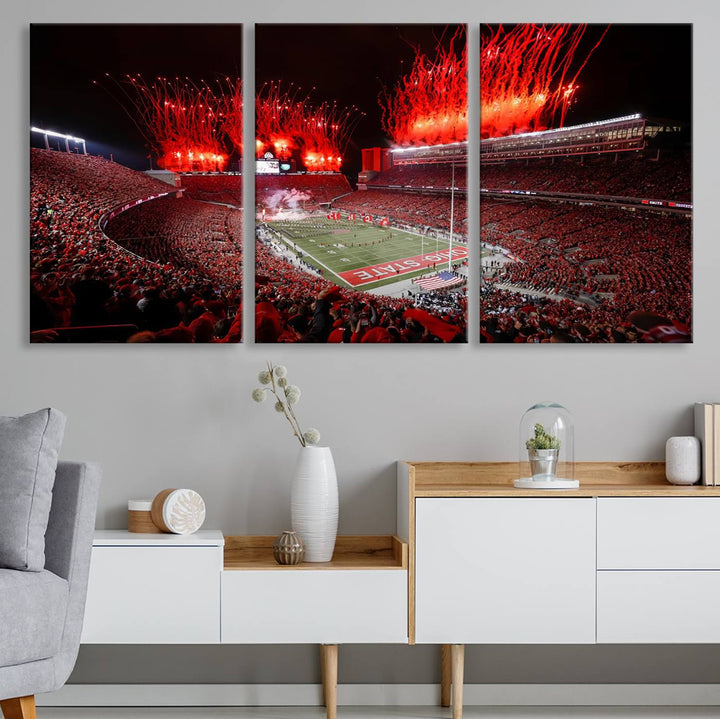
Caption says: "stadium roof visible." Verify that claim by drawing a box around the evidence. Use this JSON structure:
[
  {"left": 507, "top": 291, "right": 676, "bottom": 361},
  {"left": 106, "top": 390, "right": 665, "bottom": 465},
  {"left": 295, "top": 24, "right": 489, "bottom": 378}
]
[
  {"left": 390, "top": 140, "right": 468, "bottom": 165},
  {"left": 481, "top": 114, "right": 689, "bottom": 163}
]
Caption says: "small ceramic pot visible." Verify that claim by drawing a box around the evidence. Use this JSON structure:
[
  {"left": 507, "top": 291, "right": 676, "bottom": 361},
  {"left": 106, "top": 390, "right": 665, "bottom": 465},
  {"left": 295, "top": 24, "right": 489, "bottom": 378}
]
[{"left": 273, "top": 530, "right": 305, "bottom": 566}]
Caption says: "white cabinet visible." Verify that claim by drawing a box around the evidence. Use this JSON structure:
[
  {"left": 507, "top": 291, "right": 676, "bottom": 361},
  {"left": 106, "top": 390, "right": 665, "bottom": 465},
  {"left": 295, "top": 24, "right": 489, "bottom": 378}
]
[
  {"left": 597, "top": 570, "right": 720, "bottom": 643},
  {"left": 415, "top": 498, "right": 596, "bottom": 644},
  {"left": 81, "top": 531, "right": 224, "bottom": 644},
  {"left": 222, "top": 569, "right": 407, "bottom": 644},
  {"left": 598, "top": 497, "right": 720, "bottom": 569},
  {"left": 597, "top": 497, "right": 720, "bottom": 643}
]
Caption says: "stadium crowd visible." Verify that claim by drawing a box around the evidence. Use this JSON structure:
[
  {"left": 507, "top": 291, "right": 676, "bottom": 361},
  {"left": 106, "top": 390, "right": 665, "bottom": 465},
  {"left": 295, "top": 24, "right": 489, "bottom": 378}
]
[
  {"left": 180, "top": 173, "right": 242, "bottom": 205},
  {"left": 30, "top": 149, "right": 242, "bottom": 342},
  {"left": 105, "top": 195, "right": 243, "bottom": 289},
  {"left": 334, "top": 189, "right": 467, "bottom": 235},
  {"left": 481, "top": 152, "right": 691, "bottom": 201},
  {"left": 481, "top": 198, "right": 691, "bottom": 342},
  {"left": 366, "top": 163, "right": 468, "bottom": 190}
]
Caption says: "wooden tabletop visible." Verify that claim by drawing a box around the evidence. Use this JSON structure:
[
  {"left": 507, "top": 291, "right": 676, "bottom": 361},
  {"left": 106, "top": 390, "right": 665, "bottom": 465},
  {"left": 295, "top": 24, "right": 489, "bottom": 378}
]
[{"left": 401, "top": 461, "right": 720, "bottom": 497}]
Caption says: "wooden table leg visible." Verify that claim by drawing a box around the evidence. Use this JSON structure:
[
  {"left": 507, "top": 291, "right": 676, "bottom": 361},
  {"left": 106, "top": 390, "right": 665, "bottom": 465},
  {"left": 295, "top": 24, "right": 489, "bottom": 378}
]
[
  {"left": 320, "top": 645, "right": 327, "bottom": 707},
  {"left": 320, "top": 644, "right": 338, "bottom": 719},
  {"left": 440, "top": 644, "right": 452, "bottom": 707},
  {"left": 451, "top": 644, "right": 464, "bottom": 719},
  {"left": 1, "top": 696, "right": 37, "bottom": 719}
]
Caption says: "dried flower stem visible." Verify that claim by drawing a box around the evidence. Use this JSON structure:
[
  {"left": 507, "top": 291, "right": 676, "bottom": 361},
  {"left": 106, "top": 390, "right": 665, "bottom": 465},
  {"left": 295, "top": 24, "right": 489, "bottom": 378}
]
[{"left": 267, "top": 362, "right": 307, "bottom": 447}]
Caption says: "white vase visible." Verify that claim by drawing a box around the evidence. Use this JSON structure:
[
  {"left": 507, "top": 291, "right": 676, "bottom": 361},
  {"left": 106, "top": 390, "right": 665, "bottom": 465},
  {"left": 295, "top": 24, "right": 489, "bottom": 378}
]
[
  {"left": 665, "top": 436, "right": 701, "bottom": 485},
  {"left": 291, "top": 446, "right": 338, "bottom": 562}
]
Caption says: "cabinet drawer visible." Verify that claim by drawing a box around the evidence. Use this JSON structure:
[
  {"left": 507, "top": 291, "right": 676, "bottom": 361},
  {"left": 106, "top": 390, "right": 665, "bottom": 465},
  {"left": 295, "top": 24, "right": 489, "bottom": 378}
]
[
  {"left": 415, "top": 498, "right": 596, "bottom": 644},
  {"left": 221, "top": 570, "right": 407, "bottom": 644},
  {"left": 597, "top": 570, "right": 720, "bottom": 643},
  {"left": 81, "top": 546, "right": 221, "bottom": 643},
  {"left": 598, "top": 498, "right": 720, "bottom": 569}
]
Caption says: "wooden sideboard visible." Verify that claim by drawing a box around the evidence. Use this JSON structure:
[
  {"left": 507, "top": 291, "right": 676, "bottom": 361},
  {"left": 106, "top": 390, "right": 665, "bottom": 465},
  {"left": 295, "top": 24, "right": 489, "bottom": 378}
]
[
  {"left": 80, "top": 463, "right": 720, "bottom": 719},
  {"left": 398, "top": 461, "right": 720, "bottom": 719},
  {"left": 81, "top": 531, "right": 407, "bottom": 719}
]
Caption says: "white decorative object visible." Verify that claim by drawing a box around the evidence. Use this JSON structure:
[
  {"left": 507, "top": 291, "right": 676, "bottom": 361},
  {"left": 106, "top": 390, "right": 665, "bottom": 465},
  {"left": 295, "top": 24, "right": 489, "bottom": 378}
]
[
  {"left": 151, "top": 488, "right": 206, "bottom": 534},
  {"left": 665, "top": 436, "right": 701, "bottom": 485},
  {"left": 514, "top": 476, "right": 579, "bottom": 489},
  {"left": 291, "top": 446, "right": 338, "bottom": 562}
]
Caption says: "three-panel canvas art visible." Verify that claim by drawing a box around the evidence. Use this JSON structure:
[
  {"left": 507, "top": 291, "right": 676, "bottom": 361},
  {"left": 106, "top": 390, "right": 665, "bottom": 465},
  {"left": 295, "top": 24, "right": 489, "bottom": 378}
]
[{"left": 30, "top": 24, "right": 692, "bottom": 344}]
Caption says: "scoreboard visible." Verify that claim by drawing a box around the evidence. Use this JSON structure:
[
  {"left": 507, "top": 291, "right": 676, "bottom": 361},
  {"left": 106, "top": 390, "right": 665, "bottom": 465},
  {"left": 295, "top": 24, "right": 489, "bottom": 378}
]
[
  {"left": 256, "top": 158, "right": 280, "bottom": 175},
  {"left": 256, "top": 151, "right": 296, "bottom": 174}
]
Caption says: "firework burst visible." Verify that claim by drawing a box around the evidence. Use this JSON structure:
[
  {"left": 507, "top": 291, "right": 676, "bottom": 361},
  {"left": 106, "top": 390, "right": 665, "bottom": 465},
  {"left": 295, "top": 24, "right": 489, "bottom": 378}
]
[
  {"left": 380, "top": 27, "right": 468, "bottom": 147},
  {"left": 255, "top": 81, "right": 363, "bottom": 172},
  {"left": 480, "top": 24, "right": 608, "bottom": 138},
  {"left": 217, "top": 76, "right": 243, "bottom": 156},
  {"left": 96, "top": 74, "right": 231, "bottom": 172}
]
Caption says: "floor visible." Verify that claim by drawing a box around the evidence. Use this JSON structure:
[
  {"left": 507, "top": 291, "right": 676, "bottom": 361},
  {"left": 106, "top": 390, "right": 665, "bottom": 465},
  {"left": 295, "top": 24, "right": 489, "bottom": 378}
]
[{"left": 36, "top": 708, "right": 720, "bottom": 719}]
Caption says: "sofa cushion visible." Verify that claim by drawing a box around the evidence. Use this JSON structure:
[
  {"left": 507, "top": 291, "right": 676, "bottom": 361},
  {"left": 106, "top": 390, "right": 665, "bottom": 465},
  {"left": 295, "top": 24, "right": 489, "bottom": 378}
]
[
  {"left": 0, "top": 568, "right": 69, "bottom": 667},
  {"left": 0, "top": 408, "right": 66, "bottom": 571}
]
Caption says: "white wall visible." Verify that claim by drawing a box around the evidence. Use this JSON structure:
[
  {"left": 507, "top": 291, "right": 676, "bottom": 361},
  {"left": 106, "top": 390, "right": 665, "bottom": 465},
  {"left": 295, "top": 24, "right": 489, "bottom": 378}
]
[{"left": 5, "top": 0, "right": 720, "bottom": 687}]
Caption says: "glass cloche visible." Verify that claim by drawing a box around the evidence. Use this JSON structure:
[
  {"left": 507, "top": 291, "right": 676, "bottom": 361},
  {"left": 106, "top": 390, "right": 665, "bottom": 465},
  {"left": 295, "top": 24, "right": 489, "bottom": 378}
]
[{"left": 515, "top": 402, "right": 577, "bottom": 489}]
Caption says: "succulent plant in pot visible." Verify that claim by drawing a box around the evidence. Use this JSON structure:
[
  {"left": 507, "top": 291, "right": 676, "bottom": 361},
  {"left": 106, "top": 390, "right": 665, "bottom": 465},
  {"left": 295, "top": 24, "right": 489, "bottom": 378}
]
[{"left": 526, "top": 423, "right": 561, "bottom": 479}]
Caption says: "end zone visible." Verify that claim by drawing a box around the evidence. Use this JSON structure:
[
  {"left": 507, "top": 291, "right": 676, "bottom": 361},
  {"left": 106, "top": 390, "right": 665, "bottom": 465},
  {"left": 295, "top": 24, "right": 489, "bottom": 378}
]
[{"left": 338, "top": 247, "right": 468, "bottom": 287}]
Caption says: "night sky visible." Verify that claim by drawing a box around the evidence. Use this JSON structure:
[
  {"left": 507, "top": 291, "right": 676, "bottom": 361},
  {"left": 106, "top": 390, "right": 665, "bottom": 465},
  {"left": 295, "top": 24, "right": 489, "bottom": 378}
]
[
  {"left": 30, "top": 23, "right": 691, "bottom": 174},
  {"left": 255, "top": 24, "right": 462, "bottom": 176},
  {"left": 555, "top": 24, "right": 692, "bottom": 127},
  {"left": 30, "top": 25, "right": 243, "bottom": 169}
]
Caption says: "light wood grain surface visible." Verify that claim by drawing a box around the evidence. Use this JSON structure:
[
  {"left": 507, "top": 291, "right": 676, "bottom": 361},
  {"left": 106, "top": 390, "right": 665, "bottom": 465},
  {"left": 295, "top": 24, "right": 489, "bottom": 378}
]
[
  {"left": 224, "top": 535, "right": 407, "bottom": 570},
  {"left": 403, "top": 461, "right": 720, "bottom": 496}
]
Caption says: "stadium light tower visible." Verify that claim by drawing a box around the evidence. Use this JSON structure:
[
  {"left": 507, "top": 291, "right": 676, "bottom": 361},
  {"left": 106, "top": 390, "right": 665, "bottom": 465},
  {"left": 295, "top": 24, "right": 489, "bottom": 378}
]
[{"left": 31, "top": 127, "right": 87, "bottom": 155}]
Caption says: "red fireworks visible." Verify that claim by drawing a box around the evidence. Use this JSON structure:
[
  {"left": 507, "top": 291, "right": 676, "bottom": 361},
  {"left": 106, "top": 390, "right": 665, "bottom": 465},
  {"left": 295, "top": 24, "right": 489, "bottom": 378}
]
[
  {"left": 380, "top": 28, "right": 468, "bottom": 147},
  {"left": 481, "top": 24, "right": 607, "bottom": 138},
  {"left": 218, "top": 76, "right": 243, "bottom": 157},
  {"left": 255, "top": 82, "right": 363, "bottom": 172},
  {"left": 97, "top": 74, "right": 233, "bottom": 172}
]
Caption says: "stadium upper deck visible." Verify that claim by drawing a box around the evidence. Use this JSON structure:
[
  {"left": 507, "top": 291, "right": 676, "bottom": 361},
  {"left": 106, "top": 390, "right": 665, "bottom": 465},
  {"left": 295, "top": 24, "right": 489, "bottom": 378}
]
[
  {"left": 391, "top": 141, "right": 468, "bottom": 166},
  {"left": 373, "top": 114, "right": 687, "bottom": 171},
  {"left": 481, "top": 114, "right": 687, "bottom": 163}
]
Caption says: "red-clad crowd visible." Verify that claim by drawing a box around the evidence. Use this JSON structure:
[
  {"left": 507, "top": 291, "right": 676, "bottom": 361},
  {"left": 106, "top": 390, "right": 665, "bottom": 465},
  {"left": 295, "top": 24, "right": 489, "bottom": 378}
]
[
  {"left": 481, "top": 198, "right": 692, "bottom": 343},
  {"left": 179, "top": 173, "right": 243, "bottom": 206},
  {"left": 334, "top": 189, "right": 467, "bottom": 235},
  {"left": 367, "top": 164, "right": 468, "bottom": 190},
  {"left": 481, "top": 152, "right": 691, "bottom": 201},
  {"left": 30, "top": 149, "right": 242, "bottom": 343},
  {"left": 105, "top": 195, "right": 243, "bottom": 290}
]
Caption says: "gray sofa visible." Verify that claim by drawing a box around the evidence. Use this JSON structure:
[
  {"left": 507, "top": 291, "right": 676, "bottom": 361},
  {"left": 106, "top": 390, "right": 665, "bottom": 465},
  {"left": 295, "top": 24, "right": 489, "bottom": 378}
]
[{"left": 0, "top": 461, "right": 101, "bottom": 718}]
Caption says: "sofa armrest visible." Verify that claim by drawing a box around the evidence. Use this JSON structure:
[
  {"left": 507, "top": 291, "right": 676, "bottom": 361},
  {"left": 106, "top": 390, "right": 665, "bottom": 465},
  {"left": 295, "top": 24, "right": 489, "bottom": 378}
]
[
  {"left": 44, "top": 461, "right": 101, "bottom": 688},
  {"left": 45, "top": 462, "right": 101, "bottom": 582}
]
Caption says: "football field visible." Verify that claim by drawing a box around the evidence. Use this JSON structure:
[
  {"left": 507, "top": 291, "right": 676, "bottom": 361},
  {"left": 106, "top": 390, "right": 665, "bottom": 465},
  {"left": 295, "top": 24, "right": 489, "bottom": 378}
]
[{"left": 265, "top": 216, "right": 468, "bottom": 290}]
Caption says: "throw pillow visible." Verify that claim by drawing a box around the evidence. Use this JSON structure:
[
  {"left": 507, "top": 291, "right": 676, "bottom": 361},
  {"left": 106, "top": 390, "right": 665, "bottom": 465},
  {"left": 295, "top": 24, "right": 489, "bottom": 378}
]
[{"left": 0, "top": 408, "right": 66, "bottom": 571}]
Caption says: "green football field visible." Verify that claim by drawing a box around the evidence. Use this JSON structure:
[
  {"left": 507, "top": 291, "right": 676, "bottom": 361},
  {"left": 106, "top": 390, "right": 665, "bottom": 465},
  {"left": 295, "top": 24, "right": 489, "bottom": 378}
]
[{"left": 265, "top": 216, "right": 463, "bottom": 291}]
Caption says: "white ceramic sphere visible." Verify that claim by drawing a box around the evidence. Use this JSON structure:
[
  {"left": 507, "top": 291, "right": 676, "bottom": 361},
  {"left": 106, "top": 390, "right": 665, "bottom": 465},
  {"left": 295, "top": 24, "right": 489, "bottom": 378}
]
[
  {"left": 162, "top": 489, "right": 206, "bottom": 534},
  {"left": 665, "top": 436, "right": 701, "bottom": 485}
]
